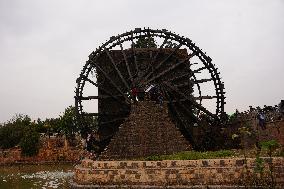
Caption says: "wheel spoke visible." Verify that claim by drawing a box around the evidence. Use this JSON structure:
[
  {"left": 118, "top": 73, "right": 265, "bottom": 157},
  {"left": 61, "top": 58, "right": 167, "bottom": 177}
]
[
  {"left": 100, "top": 117, "right": 126, "bottom": 125},
  {"left": 131, "top": 32, "right": 139, "bottom": 73},
  {"left": 105, "top": 48, "right": 130, "bottom": 90},
  {"left": 82, "top": 76, "right": 129, "bottom": 106},
  {"left": 162, "top": 86, "right": 194, "bottom": 143},
  {"left": 192, "top": 66, "right": 207, "bottom": 73},
  {"left": 173, "top": 81, "right": 193, "bottom": 88},
  {"left": 194, "top": 95, "right": 217, "bottom": 100},
  {"left": 90, "top": 60, "right": 131, "bottom": 104},
  {"left": 167, "top": 96, "right": 217, "bottom": 102},
  {"left": 119, "top": 39, "right": 133, "bottom": 84},
  {"left": 193, "top": 78, "right": 213, "bottom": 84},
  {"left": 168, "top": 73, "right": 191, "bottom": 82},
  {"left": 164, "top": 82, "right": 216, "bottom": 119},
  {"left": 140, "top": 37, "right": 169, "bottom": 80},
  {"left": 144, "top": 59, "right": 186, "bottom": 85},
  {"left": 82, "top": 112, "right": 129, "bottom": 116},
  {"left": 77, "top": 95, "right": 124, "bottom": 100},
  {"left": 142, "top": 43, "right": 183, "bottom": 83},
  {"left": 174, "top": 78, "right": 213, "bottom": 88}
]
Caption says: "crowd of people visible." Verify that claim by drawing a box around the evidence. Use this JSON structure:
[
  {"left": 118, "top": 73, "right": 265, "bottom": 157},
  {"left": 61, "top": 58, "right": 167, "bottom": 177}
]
[
  {"left": 130, "top": 84, "right": 164, "bottom": 107},
  {"left": 230, "top": 100, "right": 284, "bottom": 130}
]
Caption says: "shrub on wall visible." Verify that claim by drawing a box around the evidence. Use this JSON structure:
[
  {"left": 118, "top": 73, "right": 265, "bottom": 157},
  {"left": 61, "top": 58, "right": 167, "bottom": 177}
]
[{"left": 20, "top": 127, "right": 40, "bottom": 156}]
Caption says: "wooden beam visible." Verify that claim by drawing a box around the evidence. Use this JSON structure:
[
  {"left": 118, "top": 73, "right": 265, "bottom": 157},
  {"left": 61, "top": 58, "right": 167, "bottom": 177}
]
[
  {"left": 131, "top": 32, "right": 139, "bottom": 73},
  {"left": 119, "top": 40, "right": 133, "bottom": 83},
  {"left": 194, "top": 95, "right": 217, "bottom": 100},
  {"left": 166, "top": 96, "right": 217, "bottom": 103},
  {"left": 194, "top": 78, "right": 213, "bottom": 84},
  {"left": 100, "top": 117, "right": 126, "bottom": 125},
  {"left": 77, "top": 94, "right": 124, "bottom": 100},
  {"left": 82, "top": 112, "right": 129, "bottom": 116},
  {"left": 91, "top": 61, "right": 131, "bottom": 104},
  {"left": 105, "top": 48, "right": 130, "bottom": 90},
  {"left": 192, "top": 66, "right": 207, "bottom": 73},
  {"left": 162, "top": 86, "right": 194, "bottom": 143},
  {"left": 173, "top": 81, "right": 193, "bottom": 89},
  {"left": 164, "top": 82, "right": 216, "bottom": 119},
  {"left": 82, "top": 76, "right": 129, "bottom": 106},
  {"left": 144, "top": 59, "right": 185, "bottom": 85},
  {"left": 167, "top": 73, "right": 191, "bottom": 82},
  {"left": 142, "top": 43, "right": 183, "bottom": 83}
]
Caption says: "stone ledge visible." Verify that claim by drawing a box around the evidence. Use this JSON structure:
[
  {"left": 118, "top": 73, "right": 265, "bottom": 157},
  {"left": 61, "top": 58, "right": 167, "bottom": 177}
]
[
  {"left": 80, "top": 157, "right": 284, "bottom": 169},
  {"left": 70, "top": 181, "right": 284, "bottom": 189},
  {"left": 73, "top": 158, "right": 284, "bottom": 187}
]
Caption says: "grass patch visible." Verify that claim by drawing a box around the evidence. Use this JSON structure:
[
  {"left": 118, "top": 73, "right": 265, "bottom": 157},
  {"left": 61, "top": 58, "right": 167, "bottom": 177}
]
[{"left": 144, "top": 150, "right": 236, "bottom": 161}]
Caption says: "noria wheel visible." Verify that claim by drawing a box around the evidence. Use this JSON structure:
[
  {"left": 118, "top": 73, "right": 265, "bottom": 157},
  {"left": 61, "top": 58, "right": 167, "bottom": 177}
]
[{"left": 75, "top": 28, "right": 225, "bottom": 147}]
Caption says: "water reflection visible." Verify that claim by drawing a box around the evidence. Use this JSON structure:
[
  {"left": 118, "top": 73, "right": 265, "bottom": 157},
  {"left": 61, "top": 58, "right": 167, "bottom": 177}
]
[{"left": 0, "top": 164, "right": 74, "bottom": 189}]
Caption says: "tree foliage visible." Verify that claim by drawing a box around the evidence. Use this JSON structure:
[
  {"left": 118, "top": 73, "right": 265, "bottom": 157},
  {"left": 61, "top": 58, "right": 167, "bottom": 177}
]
[
  {"left": 20, "top": 126, "right": 40, "bottom": 156},
  {"left": 59, "top": 106, "right": 77, "bottom": 137},
  {"left": 134, "top": 36, "right": 157, "bottom": 48},
  {"left": 0, "top": 114, "right": 30, "bottom": 149},
  {"left": 0, "top": 106, "right": 98, "bottom": 154},
  {"left": 58, "top": 106, "right": 98, "bottom": 139}
]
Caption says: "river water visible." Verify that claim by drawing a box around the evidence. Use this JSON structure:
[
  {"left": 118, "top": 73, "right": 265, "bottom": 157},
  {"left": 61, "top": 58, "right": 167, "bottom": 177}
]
[{"left": 0, "top": 164, "right": 74, "bottom": 189}]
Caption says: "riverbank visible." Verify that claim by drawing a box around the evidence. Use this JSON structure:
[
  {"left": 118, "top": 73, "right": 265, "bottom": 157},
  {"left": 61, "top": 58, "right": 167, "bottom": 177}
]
[{"left": 0, "top": 163, "right": 73, "bottom": 189}]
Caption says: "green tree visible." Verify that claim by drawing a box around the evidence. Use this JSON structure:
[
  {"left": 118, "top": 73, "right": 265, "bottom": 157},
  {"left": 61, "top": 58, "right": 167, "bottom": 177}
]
[
  {"left": 134, "top": 36, "right": 157, "bottom": 48},
  {"left": 164, "top": 40, "right": 178, "bottom": 48},
  {"left": 58, "top": 105, "right": 98, "bottom": 139},
  {"left": 43, "top": 118, "right": 61, "bottom": 137},
  {"left": 34, "top": 118, "right": 46, "bottom": 133},
  {"left": 59, "top": 106, "right": 77, "bottom": 138},
  {"left": 20, "top": 125, "right": 40, "bottom": 156},
  {"left": 0, "top": 114, "right": 30, "bottom": 149},
  {"left": 80, "top": 115, "right": 98, "bottom": 138}
]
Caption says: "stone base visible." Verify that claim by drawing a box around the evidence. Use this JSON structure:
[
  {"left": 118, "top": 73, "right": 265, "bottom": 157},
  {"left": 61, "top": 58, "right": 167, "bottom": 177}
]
[
  {"left": 73, "top": 158, "right": 284, "bottom": 188},
  {"left": 70, "top": 181, "right": 284, "bottom": 189},
  {"left": 100, "top": 101, "right": 191, "bottom": 160}
]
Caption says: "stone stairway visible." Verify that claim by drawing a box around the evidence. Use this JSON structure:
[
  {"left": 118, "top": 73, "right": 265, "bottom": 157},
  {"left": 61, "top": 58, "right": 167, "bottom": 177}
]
[{"left": 99, "top": 101, "right": 191, "bottom": 160}]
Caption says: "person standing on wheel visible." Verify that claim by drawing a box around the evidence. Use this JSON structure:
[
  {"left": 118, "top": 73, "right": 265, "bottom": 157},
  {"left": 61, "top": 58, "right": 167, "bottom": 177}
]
[{"left": 131, "top": 86, "right": 138, "bottom": 103}]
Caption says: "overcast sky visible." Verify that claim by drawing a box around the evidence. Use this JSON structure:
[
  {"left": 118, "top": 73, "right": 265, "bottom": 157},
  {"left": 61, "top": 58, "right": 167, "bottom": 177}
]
[{"left": 0, "top": 0, "right": 283, "bottom": 122}]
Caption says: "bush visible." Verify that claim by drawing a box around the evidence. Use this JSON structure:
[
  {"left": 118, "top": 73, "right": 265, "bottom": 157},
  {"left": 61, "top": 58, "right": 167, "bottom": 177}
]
[
  {"left": 20, "top": 128, "right": 40, "bottom": 156},
  {"left": 260, "top": 140, "right": 279, "bottom": 151},
  {"left": 0, "top": 114, "right": 30, "bottom": 149},
  {"left": 145, "top": 150, "right": 235, "bottom": 161}
]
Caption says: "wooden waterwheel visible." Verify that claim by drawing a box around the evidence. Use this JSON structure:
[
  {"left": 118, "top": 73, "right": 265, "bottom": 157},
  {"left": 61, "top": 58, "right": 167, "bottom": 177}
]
[{"left": 75, "top": 28, "right": 225, "bottom": 151}]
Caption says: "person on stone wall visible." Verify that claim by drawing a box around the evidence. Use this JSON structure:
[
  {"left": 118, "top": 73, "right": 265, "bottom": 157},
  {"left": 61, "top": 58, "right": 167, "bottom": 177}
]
[
  {"left": 235, "top": 109, "right": 240, "bottom": 115},
  {"left": 148, "top": 85, "right": 158, "bottom": 101},
  {"left": 154, "top": 86, "right": 161, "bottom": 104},
  {"left": 279, "top": 100, "right": 284, "bottom": 118},
  {"left": 157, "top": 92, "right": 164, "bottom": 108},
  {"left": 86, "top": 133, "right": 92, "bottom": 151},
  {"left": 257, "top": 111, "right": 266, "bottom": 130},
  {"left": 137, "top": 87, "right": 145, "bottom": 101}
]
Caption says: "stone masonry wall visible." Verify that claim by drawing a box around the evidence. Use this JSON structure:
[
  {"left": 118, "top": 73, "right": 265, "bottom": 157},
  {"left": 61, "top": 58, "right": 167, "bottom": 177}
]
[
  {"left": 0, "top": 137, "right": 87, "bottom": 164},
  {"left": 73, "top": 158, "right": 284, "bottom": 188},
  {"left": 99, "top": 101, "right": 191, "bottom": 160}
]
